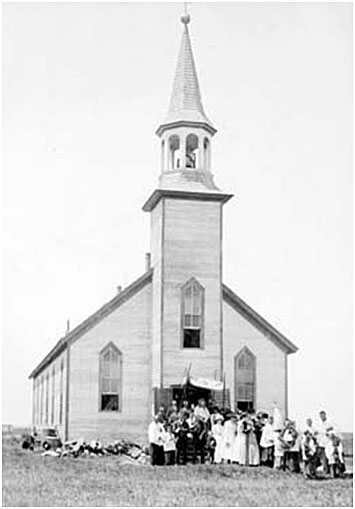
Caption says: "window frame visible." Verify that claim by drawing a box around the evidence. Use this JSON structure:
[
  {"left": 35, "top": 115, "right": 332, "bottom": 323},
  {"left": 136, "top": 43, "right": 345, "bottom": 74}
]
[
  {"left": 98, "top": 342, "right": 123, "bottom": 413},
  {"left": 234, "top": 346, "right": 256, "bottom": 412},
  {"left": 180, "top": 277, "right": 205, "bottom": 349},
  {"left": 51, "top": 365, "right": 55, "bottom": 425},
  {"left": 59, "top": 360, "right": 64, "bottom": 426},
  {"left": 45, "top": 372, "right": 49, "bottom": 424}
]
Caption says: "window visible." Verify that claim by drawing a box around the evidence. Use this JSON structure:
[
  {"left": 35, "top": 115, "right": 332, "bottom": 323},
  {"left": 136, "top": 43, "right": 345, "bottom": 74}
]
[
  {"left": 51, "top": 366, "right": 55, "bottom": 425},
  {"left": 36, "top": 379, "right": 40, "bottom": 424},
  {"left": 40, "top": 376, "right": 44, "bottom": 424},
  {"left": 234, "top": 347, "right": 256, "bottom": 412},
  {"left": 99, "top": 343, "right": 122, "bottom": 412},
  {"left": 181, "top": 278, "right": 204, "bottom": 348},
  {"left": 45, "top": 373, "right": 49, "bottom": 424},
  {"left": 33, "top": 379, "right": 37, "bottom": 425},
  {"left": 59, "top": 360, "right": 64, "bottom": 425}
]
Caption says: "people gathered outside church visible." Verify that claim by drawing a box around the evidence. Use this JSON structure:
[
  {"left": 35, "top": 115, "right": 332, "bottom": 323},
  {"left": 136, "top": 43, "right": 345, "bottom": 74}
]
[{"left": 147, "top": 399, "right": 345, "bottom": 477}]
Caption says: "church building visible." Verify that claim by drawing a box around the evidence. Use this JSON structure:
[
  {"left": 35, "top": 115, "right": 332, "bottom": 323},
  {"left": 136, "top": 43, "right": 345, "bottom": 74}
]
[{"left": 29, "top": 13, "right": 298, "bottom": 442}]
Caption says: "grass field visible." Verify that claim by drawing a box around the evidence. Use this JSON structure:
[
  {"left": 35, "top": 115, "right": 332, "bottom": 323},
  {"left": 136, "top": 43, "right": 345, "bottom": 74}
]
[{"left": 2, "top": 438, "right": 353, "bottom": 507}]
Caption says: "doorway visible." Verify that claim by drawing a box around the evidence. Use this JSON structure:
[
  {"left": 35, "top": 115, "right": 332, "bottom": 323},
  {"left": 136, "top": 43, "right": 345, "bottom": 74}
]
[{"left": 172, "top": 385, "right": 211, "bottom": 407}]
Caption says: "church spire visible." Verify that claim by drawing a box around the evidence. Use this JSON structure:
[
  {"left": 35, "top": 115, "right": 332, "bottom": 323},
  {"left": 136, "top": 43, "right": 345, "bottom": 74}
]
[
  {"left": 153, "top": 9, "right": 221, "bottom": 194},
  {"left": 156, "top": 11, "right": 216, "bottom": 136}
]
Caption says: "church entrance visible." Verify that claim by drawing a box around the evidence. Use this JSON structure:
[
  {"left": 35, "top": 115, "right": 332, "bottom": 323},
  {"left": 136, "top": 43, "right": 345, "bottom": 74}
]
[{"left": 172, "top": 385, "right": 211, "bottom": 407}]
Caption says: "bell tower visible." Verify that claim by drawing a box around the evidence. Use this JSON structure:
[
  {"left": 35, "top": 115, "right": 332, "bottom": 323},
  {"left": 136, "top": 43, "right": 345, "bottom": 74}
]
[
  {"left": 143, "top": 12, "right": 233, "bottom": 405},
  {"left": 156, "top": 12, "right": 219, "bottom": 193}
]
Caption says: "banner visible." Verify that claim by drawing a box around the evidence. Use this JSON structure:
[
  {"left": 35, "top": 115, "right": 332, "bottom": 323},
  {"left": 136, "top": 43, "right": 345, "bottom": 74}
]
[{"left": 188, "top": 376, "right": 224, "bottom": 391}]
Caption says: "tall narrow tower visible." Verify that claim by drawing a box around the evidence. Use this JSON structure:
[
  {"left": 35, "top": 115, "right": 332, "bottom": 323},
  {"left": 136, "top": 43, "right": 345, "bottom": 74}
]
[{"left": 143, "top": 13, "right": 233, "bottom": 405}]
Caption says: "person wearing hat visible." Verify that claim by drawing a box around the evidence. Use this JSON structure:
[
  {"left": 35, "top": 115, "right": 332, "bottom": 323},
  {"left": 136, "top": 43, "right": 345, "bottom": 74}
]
[
  {"left": 211, "top": 414, "right": 224, "bottom": 464},
  {"left": 237, "top": 411, "right": 260, "bottom": 466},
  {"left": 221, "top": 412, "right": 237, "bottom": 464}
]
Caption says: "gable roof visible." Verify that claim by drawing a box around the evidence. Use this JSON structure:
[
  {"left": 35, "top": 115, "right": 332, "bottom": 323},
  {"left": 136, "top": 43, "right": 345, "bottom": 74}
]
[
  {"left": 29, "top": 269, "right": 153, "bottom": 379},
  {"left": 222, "top": 283, "right": 298, "bottom": 354}
]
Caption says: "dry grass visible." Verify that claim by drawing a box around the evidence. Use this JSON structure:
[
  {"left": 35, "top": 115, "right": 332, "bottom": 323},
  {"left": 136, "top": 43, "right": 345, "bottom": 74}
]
[{"left": 2, "top": 438, "right": 353, "bottom": 507}]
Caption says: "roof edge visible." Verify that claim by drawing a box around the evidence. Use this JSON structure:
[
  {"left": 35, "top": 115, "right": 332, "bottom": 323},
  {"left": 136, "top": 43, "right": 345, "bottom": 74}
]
[
  {"left": 143, "top": 189, "right": 233, "bottom": 212},
  {"left": 156, "top": 120, "right": 217, "bottom": 137},
  {"left": 29, "top": 269, "right": 153, "bottom": 379},
  {"left": 222, "top": 283, "right": 298, "bottom": 354}
]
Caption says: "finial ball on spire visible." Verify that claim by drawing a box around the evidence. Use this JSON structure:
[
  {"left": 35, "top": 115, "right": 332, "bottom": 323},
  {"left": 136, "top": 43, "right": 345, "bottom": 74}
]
[{"left": 181, "top": 14, "right": 190, "bottom": 25}]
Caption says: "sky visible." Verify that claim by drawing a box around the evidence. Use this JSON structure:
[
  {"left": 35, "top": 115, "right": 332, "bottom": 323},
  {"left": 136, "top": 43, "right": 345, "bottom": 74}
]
[{"left": 2, "top": 2, "right": 353, "bottom": 431}]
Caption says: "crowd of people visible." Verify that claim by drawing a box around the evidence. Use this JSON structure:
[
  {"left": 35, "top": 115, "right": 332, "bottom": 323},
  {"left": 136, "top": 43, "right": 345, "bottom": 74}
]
[{"left": 148, "top": 399, "right": 346, "bottom": 479}]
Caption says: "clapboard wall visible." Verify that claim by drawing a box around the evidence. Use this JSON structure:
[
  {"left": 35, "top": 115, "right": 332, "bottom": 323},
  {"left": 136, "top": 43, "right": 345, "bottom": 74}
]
[
  {"left": 68, "top": 282, "right": 152, "bottom": 443},
  {"left": 223, "top": 298, "right": 287, "bottom": 417},
  {"left": 150, "top": 196, "right": 223, "bottom": 388},
  {"left": 32, "top": 349, "right": 68, "bottom": 439}
]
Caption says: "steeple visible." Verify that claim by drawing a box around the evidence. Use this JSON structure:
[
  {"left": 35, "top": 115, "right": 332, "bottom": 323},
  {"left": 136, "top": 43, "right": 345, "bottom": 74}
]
[
  {"left": 156, "top": 13, "right": 216, "bottom": 136},
  {"left": 154, "top": 11, "right": 221, "bottom": 194}
]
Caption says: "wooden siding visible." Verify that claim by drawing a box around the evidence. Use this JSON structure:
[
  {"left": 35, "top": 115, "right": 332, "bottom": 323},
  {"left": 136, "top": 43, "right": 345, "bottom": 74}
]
[
  {"left": 151, "top": 199, "right": 164, "bottom": 388},
  {"left": 223, "top": 299, "right": 286, "bottom": 417},
  {"left": 68, "top": 282, "right": 152, "bottom": 442},
  {"left": 151, "top": 197, "right": 223, "bottom": 387},
  {"left": 32, "top": 349, "right": 68, "bottom": 439}
]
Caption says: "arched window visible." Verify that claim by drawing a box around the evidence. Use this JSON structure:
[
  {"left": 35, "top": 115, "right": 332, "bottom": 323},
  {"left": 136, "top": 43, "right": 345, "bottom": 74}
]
[
  {"left": 59, "top": 360, "right": 64, "bottom": 425},
  {"left": 181, "top": 278, "right": 204, "bottom": 348},
  {"left": 168, "top": 135, "right": 180, "bottom": 170},
  {"left": 234, "top": 347, "right": 256, "bottom": 412},
  {"left": 99, "top": 343, "right": 122, "bottom": 412},
  {"left": 51, "top": 365, "right": 55, "bottom": 425},
  {"left": 203, "top": 137, "right": 211, "bottom": 170},
  {"left": 186, "top": 134, "right": 199, "bottom": 169},
  {"left": 40, "top": 376, "right": 44, "bottom": 424},
  {"left": 45, "top": 372, "right": 49, "bottom": 424}
]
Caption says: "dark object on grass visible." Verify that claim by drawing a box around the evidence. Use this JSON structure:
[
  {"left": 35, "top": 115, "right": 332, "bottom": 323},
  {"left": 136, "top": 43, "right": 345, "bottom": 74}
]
[
  {"left": 36, "top": 427, "right": 62, "bottom": 450},
  {"left": 21, "top": 434, "right": 34, "bottom": 451}
]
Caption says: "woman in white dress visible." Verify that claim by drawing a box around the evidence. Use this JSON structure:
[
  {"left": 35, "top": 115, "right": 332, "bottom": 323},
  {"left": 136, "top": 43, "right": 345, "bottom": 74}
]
[
  {"left": 211, "top": 415, "right": 224, "bottom": 464},
  {"left": 232, "top": 415, "right": 242, "bottom": 463},
  {"left": 221, "top": 413, "right": 237, "bottom": 463}
]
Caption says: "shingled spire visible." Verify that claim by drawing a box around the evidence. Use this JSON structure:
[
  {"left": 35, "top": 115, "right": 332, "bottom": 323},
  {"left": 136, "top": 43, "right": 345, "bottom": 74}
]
[{"left": 156, "top": 13, "right": 216, "bottom": 136}]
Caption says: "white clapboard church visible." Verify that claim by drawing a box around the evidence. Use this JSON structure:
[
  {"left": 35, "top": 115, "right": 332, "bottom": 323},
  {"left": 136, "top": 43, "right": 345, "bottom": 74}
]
[{"left": 30, "top": 13, "right": 297, "bottom": 442}]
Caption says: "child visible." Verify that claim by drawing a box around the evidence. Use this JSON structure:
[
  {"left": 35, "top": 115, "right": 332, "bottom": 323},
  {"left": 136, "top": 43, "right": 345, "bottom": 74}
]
[
  {"left": 273, "top": 428, "right": 285, "bottom": 470},
  {"left": 325, "top": 432, "right": 345, "bottom": 478},
  {"left": 206, "top": 431, "right": 217, "bottom": 464},
  {"left": 301, "top": 430, "right": 318, "bottom": 479},
  {"left": 163, "top": 424, "right": 176, "bottom": 465}
]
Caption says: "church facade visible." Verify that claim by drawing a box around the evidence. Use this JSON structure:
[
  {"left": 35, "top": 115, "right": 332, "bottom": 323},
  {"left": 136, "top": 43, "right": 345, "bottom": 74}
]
[{"left": 29, "top": 14, "right": 297, "bottom": 443}]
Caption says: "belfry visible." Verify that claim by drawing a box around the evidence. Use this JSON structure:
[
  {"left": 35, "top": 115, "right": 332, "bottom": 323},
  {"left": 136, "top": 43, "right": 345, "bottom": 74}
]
[{"left": 29, "top": 13, "right": 297, "bottom": 442}]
